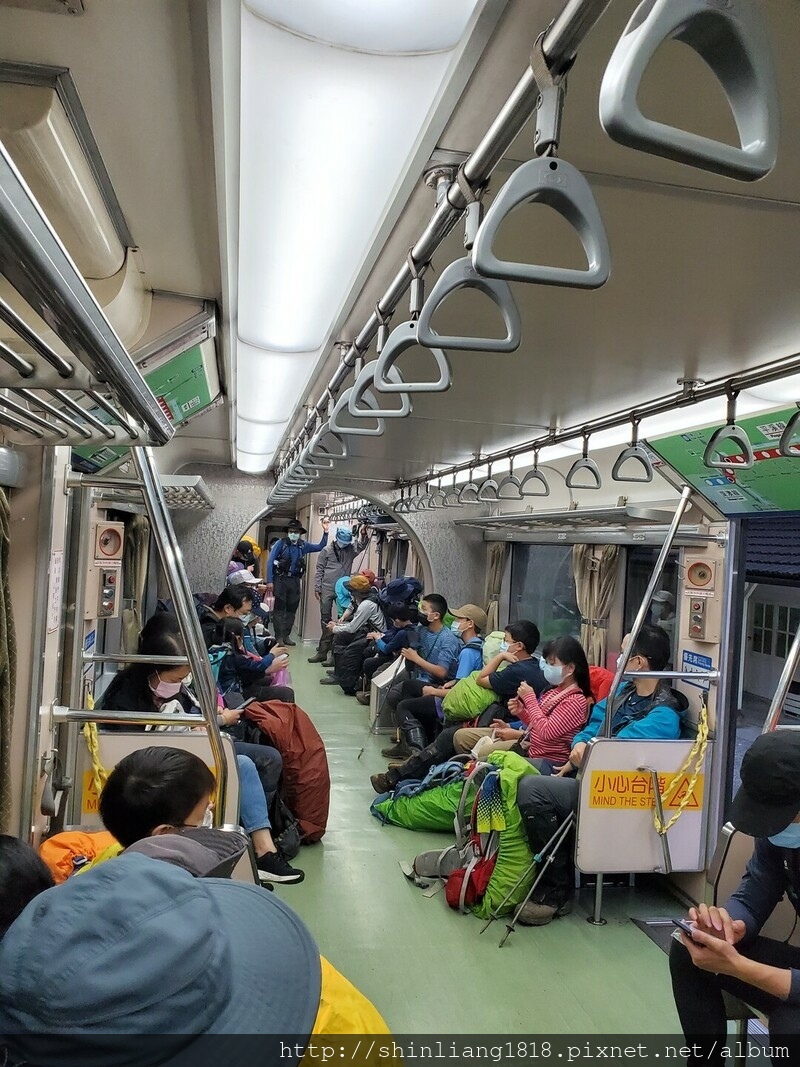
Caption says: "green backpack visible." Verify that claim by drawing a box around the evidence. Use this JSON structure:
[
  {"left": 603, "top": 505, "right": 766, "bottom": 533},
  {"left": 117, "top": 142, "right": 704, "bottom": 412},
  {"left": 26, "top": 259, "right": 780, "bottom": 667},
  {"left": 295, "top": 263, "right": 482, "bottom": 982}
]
[{"left": 441, "top": 668, "right": 502, "bottom": 723}]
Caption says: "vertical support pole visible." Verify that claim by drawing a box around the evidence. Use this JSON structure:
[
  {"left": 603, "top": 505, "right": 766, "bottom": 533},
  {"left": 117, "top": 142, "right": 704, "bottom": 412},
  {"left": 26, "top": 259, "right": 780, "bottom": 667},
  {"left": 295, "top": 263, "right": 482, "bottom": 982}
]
[
  {"left": 602, "top": 485, "right": 694, "bottom": 736},
  {"left": 762, "top": 623, "right": 800, "bottom": 734},
  {"left": 589, "top": 876, "right": 606, "bottom": 926},
  {"left": 130, "top": 447, "right": 227, "bottom": 820}
]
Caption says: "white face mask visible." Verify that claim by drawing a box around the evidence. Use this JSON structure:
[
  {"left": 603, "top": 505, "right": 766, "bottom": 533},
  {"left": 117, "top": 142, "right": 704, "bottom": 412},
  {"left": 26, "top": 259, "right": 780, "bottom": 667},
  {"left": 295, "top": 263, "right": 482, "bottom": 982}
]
[
  {"left": 542, "top": 662, "right": 564, "bottom": 686},
  {"left": 499, "top": 641, "right": 510, "bottom": 653},
  {"left": 650, "top": 603, "right": 663, "bottom": 620},
  {"left": 201, "top": 806, "right": 214, "bottom": 829}
]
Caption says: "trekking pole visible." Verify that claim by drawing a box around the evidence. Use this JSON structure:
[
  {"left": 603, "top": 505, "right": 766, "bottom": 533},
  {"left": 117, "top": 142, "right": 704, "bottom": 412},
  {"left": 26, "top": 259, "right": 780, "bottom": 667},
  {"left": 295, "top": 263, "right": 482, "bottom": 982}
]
[
  {"left": 498, "top": 811, "right": 575, "bottom": 948},
  {"left": 478, "top": 856, "right": 537, "bottom": 935},
  {"left": 357, "top": 656, "right": 403, "bottom": 759}
]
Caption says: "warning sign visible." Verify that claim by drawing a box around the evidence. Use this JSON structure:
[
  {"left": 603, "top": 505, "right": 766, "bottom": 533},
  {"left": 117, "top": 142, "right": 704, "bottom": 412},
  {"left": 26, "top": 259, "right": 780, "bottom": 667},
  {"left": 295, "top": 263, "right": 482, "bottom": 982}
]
[
  {"left": 82, "top": 771, "right": 100, "bottom": 817},
  {"left": 588, "top": 770, "right": 704, "bottom": 811}
]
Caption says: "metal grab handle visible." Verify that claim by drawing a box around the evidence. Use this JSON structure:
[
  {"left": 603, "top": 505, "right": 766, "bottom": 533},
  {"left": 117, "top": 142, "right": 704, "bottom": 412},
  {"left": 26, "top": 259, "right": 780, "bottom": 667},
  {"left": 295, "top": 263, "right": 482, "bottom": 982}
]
[
  {"left": 458, "top": 469, "right": 481, "bottom": 504},
  {"left": 762, "top": 624, "right": 800, "bottom": 734},
  {"left": 347, "top": 360, "right": 411, "bottom": 419},
  {"left": 639, "top": 765, "right": 673, "bottom": 874},
  {"left": 472, "top": 157, "right": 610, "bottom": 289},
  {"left": 309, "top": 420, "right": 348, "bottom": 461},
  {"left": 478, "top": 464, "right": 499, "bottom": 501},
  {"left": 779, "top": 405, "right": 800, "bottom": 458},
  {"left": 416, "top": 257, "right": 522, "bottom": 353},
  {"left": 703, "top": 391, "right": 754, "bottom": 468},
  {"left": 598, "top": 0, "right": 778, "bottom": 182},
  {"left": 330, "top": 387, "right": 385, "bottom": 437},
  {"left": 299, "top": 443, "right": 334, "bottom": 471},
  {"left": 373, "top": 320, "right": 451, "bottom": 394},
  {"left": 612, "top": 419, "right": 654, "bottom": 482},
  {"left": 519, "top": 462, "right": 550, "bottom": 497},
  {"left": 497, "top": 457, "right": 523, "bottom": 500},
  {"left": 566, "top": 436, "right": 602, "bottom": 489}
]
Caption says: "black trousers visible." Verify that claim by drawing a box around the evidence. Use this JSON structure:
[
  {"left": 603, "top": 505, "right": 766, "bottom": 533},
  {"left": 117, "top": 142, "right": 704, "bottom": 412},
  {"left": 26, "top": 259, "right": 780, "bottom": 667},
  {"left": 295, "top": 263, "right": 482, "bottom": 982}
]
[
  {"left": 333, "top": 632, "right": 370, "bottom": 693},
  {"left": 670, "top": 935, "right": 800, "bottom": 1063},
  {"left": 387, "top": 678, "right": 426, "bottom": 716},
  {"left": 363, "top": 653, "right": 391, "bottom": 684},
  {"left": 243, "top": 680, "right": 295, "bottom": 704},
  {"left": 273, "top": 574, "right": 302, "bottom": 640},
  {"left": 396, "top": 694, "right": 441, "bottom": 744},
  {"left": 516, "top": 774, "right": 578, "bottom": 908},
  {"left": 386, "top": 725, "right": 462, "bottom": 787}
]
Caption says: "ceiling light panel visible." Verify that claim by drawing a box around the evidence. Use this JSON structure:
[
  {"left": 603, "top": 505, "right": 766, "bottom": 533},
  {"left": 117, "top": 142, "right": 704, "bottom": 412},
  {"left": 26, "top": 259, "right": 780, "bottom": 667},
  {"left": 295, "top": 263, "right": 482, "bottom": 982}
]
[
  {"left": 236, "top": 343, "right": 317, "bottom": 424},
  {"left": 238, "top": 2, "right": 481, "bottom": 354}
]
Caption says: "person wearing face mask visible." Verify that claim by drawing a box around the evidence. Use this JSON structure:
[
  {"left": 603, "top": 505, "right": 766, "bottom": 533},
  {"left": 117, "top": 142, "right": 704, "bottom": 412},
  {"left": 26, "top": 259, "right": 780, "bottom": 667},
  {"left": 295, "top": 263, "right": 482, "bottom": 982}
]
[
  {"left": 198, "top": 586, "right": 254, "bottom": 649},
  {"left": 266, "top": 517, "right": 330, "bottom": 645},
  {"left": 514, "top": 625, "right": 686, "bottom": 926},
  {"left": 386, "top": 605, "right": 488, "bottom": 754},
  {"left": 97, "top": 623, "right": 303, "bottom": 884},
  {"left": 670, "top": 731, "right": 800, "bottom": 1061},
  {"left": 650, "top": 588, "right": 677, "bottom": 667},
  {"left": 452, "top": 635, "right": 593, "bottom": 767}
]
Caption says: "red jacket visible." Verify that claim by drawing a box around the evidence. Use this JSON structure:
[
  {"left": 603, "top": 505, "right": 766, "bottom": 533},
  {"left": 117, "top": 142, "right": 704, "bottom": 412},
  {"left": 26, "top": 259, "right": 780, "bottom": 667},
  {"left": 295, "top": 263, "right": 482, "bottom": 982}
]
[{"left": 244, "top": 700, "right": 330, "bottom": 842}]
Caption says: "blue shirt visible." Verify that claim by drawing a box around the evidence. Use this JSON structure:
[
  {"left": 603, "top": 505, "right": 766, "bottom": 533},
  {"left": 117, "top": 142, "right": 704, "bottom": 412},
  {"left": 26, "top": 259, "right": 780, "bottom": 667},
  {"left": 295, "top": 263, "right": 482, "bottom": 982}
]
[
  {"left": 455, "top": 637, "right": 484, "bottom": 679},
  {"left": 375, "top": 625, "right": 415, "bottom": 655},
  {"left": 267, "top": 533, "right": 328, "bottom": 582},
  {"left": 415, "top": 625, "right": 461, "bottom": 683}
]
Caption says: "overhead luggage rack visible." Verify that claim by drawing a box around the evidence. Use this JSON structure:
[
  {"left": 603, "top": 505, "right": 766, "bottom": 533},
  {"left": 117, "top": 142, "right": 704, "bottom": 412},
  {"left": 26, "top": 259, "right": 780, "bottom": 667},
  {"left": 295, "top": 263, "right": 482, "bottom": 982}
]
[
  {"left": 452, "top": 501, "right": 721, "bottom": 545},
  {"left": 0, "top": 141, "right": 174, "bottom": 448}
]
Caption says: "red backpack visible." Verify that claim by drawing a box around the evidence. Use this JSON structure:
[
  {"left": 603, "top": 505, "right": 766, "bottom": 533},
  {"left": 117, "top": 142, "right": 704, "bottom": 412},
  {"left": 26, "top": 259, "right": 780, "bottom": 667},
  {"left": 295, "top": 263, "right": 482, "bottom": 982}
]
[{"left": 444, "top": 768, "right": 501, "bottom": 913}]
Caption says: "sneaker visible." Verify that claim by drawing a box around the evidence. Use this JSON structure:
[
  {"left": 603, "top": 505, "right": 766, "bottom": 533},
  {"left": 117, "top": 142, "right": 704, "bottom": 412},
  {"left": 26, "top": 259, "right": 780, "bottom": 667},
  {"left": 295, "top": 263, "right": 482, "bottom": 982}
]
[
  {"left": 256, "top": 851, "right": 304, "bottom": 884},
  {"left": 356, "top": 693, "right": 371, "bottom": 706},
  {"left": 308, "top": 652, "right": 327, "bottom": 663},
  {"left": 381, "top": 740, "right": 411, "bottom": 760},
  {"left": 320, "top": 676, "right": 342, "bottom": 686},
  {"left": 516, "top": 899, "right": 572, "bottom": 926}
]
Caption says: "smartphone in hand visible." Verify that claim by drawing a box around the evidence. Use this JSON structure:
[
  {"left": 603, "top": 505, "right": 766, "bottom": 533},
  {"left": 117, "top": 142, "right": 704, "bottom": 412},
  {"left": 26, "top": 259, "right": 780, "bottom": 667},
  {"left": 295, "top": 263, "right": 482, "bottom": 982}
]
[{"left": 672, "top": 918, "right": 697, "bottom": 941}]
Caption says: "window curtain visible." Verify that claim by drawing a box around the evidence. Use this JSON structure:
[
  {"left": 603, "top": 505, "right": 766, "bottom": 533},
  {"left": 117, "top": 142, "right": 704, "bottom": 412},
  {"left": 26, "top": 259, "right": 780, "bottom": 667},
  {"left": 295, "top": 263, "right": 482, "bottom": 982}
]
[
  {"left": 485, "top": 542, "right": 510, "bottom": 634},
  {"left": 0, "top": 488, "right": 16, "bottom": 827},
  {"left": 121, "top": 515, "right": 151, "bottom": 654},
  {"left": 572, "top": 543, "right": 619, "bottom": 666}
]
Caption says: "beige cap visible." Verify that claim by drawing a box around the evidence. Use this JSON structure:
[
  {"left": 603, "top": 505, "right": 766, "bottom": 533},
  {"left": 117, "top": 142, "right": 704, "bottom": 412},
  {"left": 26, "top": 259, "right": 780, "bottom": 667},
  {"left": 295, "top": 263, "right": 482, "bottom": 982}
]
[{"left": 452, "top": 603, "right": 489, "bottom": 633}]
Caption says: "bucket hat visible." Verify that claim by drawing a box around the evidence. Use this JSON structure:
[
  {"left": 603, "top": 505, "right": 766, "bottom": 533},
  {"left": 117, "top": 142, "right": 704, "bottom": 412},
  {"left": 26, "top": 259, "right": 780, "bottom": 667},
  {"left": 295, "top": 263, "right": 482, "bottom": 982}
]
[
  {"left": 0, "top": 852, "right": 320, "bottom": 1065},
  {"left": 286, "top": 519, "right": 306, "bottom": 534}
]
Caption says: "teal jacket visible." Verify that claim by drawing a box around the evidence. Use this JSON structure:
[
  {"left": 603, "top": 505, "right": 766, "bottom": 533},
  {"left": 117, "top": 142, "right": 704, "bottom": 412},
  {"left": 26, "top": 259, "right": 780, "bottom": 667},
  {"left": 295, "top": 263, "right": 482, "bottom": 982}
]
[{"left": 573, "top": 681, "right": 687, "bottom": 746}]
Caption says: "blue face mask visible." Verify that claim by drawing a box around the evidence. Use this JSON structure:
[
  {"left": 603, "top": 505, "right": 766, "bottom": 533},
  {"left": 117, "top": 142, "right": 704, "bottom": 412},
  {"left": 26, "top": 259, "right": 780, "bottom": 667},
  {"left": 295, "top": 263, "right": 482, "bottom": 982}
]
[
  {"left": 451, "top": 620, "right": 462, "bottom": 634},
  {"left": 768, "top": 822, "right": 800, "bottom": 848},
  {"left": 499, "top": 641, "right": 509, "bottom": 653}
]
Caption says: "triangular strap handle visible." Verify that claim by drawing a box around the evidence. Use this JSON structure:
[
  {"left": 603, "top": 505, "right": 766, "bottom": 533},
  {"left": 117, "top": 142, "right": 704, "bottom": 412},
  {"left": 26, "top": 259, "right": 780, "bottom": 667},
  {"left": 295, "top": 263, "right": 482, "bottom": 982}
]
[
  {"left": 566, "top": 445, "right": 603, "bottom": 489},
  {"left": 472, "top": 157, "right": 610, "bottom": 289},
  {"left": 478, "top": 466, "right": 499, "bottom": 501},
  {"left": 416, "top": 257, "right": 522, "bottom": 353},
  {"left": 598, "top": 0, "right": 778, "bottom": 182},
  {"left": 779, "top": 407, "right": 800, "bottom": 458},
  {"left": 373, "top": 320, "right": 452, "bottom": 394},
  {"left": 347, "top": 360, "right": 411, "bottom": 419},
  {"left": 497, "top": 474, "right": 523, "bottom": 500},
  {"left": 308, "top": 420, "right": 348, "bottom": 461},
  {"left": 330, "top": 388, "right": 385, "bottom": 437},
  {"left": 703, "top": 424, "right": 754, "bottom": 468},
  {"left": 519, "top": 467, "right": 550, "bottom": 497},
  {"left": 611, "top": 444, "right": 653, "bottom": 483},
  {"left": 458, "top": 477, "right": 481, "bottom": 505},
  {"left": 299, "top": 443, "right": 334, "bottom": 471}
]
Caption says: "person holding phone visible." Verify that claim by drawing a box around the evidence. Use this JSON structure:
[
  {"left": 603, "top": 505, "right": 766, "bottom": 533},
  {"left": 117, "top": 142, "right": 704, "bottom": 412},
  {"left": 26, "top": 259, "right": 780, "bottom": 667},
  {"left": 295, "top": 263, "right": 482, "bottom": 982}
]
[{"left": 670, "top": 731, "right": 800, "bottom": 1060}]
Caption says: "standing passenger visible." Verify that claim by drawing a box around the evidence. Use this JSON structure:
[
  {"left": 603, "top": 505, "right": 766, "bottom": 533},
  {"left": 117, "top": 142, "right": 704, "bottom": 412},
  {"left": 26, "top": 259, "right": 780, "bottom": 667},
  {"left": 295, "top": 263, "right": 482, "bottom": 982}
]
[
  {"left": 266, "top": 517, "right": 330, "bottom": 645},
  {"left": 309, "top": 524, "right": 369, "bottom": 664}
]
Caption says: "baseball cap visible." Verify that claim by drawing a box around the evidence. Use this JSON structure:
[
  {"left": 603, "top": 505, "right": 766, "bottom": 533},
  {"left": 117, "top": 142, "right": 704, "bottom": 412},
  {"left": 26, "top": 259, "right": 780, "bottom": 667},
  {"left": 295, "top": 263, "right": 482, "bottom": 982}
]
[
  {"left": 346, "top": 575, "right": 371, "bottom": 593},
  {"left": 451, "top": 604, "right": 489, "bottom": 633},
  {"left": 227, "top": 570, "right": 261, "bottom": 586},
  {"left": 652, "top": 590, "right": 675, "bottom": 606},
  {"left": 729, "top": 731, "right": 800, "bottom": 838},
  {"left": 335, "top": 527, "right": 353, "bottom": 545},
  {"left": 0, "top": 852, "right": 321, "bottom": 1065}
]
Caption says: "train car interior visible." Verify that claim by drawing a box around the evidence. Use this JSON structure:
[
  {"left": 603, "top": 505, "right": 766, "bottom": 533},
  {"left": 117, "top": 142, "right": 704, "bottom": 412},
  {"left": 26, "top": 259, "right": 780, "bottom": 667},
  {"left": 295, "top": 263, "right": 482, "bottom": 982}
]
[{"left": 1, "top": 0, "right": 800, "bottom": 1053}]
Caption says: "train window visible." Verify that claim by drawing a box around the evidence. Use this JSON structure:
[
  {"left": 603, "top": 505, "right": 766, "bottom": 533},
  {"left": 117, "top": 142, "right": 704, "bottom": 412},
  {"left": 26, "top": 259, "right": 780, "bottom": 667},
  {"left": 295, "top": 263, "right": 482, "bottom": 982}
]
[
  {"left": 509, "top": 544, "right": 579, "bottom": 646},
  {"left": 624, "top": 547, "right": 679, "bottom": 666}
]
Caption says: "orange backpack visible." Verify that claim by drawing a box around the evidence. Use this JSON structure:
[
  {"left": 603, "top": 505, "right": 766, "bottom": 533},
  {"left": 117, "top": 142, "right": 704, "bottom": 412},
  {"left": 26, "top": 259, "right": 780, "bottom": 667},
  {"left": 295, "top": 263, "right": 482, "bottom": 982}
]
[{"left": 39, "top": 830, "right": 118, "bottom": 883}]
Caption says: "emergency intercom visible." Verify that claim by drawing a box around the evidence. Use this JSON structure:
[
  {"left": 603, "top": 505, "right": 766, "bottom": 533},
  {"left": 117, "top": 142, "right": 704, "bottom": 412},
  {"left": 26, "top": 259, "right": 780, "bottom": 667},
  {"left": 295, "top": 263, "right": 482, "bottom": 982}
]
[
  {"left": 83, "top": 520, "right": 125, "bottom": 621},
  {"left": 682, "top": 556, "right": 720, "bottom": 643}
]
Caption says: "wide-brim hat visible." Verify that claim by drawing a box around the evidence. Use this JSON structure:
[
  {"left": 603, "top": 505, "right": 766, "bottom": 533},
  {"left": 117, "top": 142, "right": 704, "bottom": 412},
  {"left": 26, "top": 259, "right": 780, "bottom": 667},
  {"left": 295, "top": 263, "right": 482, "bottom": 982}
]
[
  {"left": 729, "top": 731, "right": 800, "bottom": 838},
  {"left": 286, "top": 519, "right": 306, "bottom": 534},
  {"left": 0, "top": 853, "right": 321, "bottom": 1065}
]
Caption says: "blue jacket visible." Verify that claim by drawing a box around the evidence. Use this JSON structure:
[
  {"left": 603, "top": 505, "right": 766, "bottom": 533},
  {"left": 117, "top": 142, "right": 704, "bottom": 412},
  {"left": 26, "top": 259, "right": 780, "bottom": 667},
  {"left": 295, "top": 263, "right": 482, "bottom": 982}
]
[
  {"left": 455, "top": 636, "right": 484, "bottom": 679},
  {"left": 572, "top": 681, "right": 687, "bottom": 746},
  {"left": 267, "top": 533, "right": 328, "bottom": 582},
  {"left": 726, "top": 838, "right": 800, "bottom": 1005},
  {"left": 375, "top": 625, "right": 415, "bottom": 655}
]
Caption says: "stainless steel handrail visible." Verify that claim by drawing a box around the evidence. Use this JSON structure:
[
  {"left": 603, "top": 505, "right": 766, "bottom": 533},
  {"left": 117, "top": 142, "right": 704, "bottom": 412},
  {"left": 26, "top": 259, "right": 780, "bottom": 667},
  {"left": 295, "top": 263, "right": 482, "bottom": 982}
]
[
  {"left": 53, "top": 706, "right": 204, "bottom": 729},
  {"left": 130, "top": 447, "right": 228, "bottom": 822},
  {"left": 601, "top": 484, "right": 694, "bottom": 737},
  {"left": 83, "top": 653, "right": 189, "bottom": 666}
]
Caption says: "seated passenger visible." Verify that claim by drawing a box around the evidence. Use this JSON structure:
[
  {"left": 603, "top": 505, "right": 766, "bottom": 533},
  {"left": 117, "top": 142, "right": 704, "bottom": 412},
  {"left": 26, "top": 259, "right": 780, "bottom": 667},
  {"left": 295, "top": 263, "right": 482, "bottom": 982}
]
[
  {"left": 371, "top": 620, "right": 543, "bottom": 793},
  {"left": 515, "top": 625, "right": 685, "bottom": 927},
  {"left": 354, "top": 605, "right": 417, "bottom": 706},
  {"left": 98, "top": 624, "right": 301, "bottom": 884},
  {"left": 199, "top": 586, "right": 254, "bottom": 648},
  {"left": 0, "top": 835, "right": 54, "bottom": 940},
  {"left": 321, "top": 576, "right": 387, "bottom": 696},
  {"left": 385, "top": 604, "right": 488, "bottom": 756},
  {"left": 452, "top": 635, "right": 592, "bottom": 769},
  {"left": 217, "top": 617, "right": 294, "bottom": 704},
  {"left": 99, "top": 746, "right": 302, "bottom": 885},
  {"left": 0, "top": 853, "right": 390, "bottom": 1059},
  {"left": 382, "top": 593, "right": 462, "bottom": 724},
  {"left": 670, "top": 731, "right": 800, "bottom": 1062}
]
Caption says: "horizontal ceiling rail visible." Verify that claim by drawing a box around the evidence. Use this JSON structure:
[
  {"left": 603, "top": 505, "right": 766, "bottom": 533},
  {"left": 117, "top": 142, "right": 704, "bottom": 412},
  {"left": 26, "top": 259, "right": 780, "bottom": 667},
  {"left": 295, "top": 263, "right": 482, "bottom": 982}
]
[
  {"left": 0, "top": 141, "right": 174, "bottom": 447},
  {"left": 272, "top": 0, "right": 614, "bottom": 485}
]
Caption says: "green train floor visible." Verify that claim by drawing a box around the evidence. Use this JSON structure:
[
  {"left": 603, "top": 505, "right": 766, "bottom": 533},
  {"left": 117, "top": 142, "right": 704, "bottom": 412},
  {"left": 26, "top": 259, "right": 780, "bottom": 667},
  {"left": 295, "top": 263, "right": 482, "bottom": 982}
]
[{"left": 273, "top": 645, "right": 684, "bottom": 1035}]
